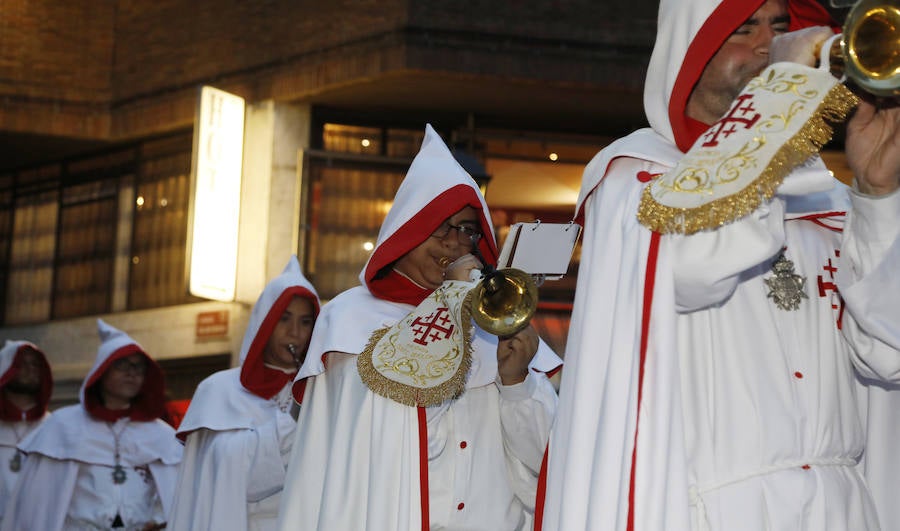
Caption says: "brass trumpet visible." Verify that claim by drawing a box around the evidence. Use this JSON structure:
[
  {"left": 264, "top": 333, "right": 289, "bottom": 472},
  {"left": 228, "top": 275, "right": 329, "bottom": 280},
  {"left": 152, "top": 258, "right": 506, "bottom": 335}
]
[
  {"left": 465, "top": 246, "right": 538, "bottom": 337},
  {"left": 821, "top": 0, "right": 900, "bottom": 96}
]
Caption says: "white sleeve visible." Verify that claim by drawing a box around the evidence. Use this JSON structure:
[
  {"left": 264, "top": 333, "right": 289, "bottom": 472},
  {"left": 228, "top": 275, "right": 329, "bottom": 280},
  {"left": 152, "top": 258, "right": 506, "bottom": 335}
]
[
  {"left": 497, "top": 371, "right": 558, "bottom": 508},
  {"left": 148, "top": 461, "right": 178, "bottom": 524},
  {"left": 168, "top": 417, "right": 295, "bottom": 531},
  {"left": 671, "top": 198, "right": 786, "bottom": 312},
  {"left": 0, "top": 454, "right": 77, "bottom": 531},
  {"left": 838, "top": 188, "right": 900, "bottom": 381},
  {"left": 498, "top": 371, "right": 557, "bottom": 470}
]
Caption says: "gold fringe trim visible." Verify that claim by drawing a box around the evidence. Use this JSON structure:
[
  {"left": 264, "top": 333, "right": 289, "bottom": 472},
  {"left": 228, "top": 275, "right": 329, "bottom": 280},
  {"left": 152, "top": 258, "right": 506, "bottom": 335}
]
[
  {"left": 357, "top": 302, "right": 474, "bottom": 408},
  {"left": 637, "top": 83, "right": 858, "bottom": 235}
]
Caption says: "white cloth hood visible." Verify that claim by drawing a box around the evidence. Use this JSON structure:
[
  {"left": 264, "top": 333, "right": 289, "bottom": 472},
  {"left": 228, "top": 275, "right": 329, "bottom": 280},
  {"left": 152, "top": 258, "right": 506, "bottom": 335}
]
[
  {"left": 174, "top": 256, "right": 320, "bottom": 437},
  {"left": 238, "top": 255, "right": 320, "bottom": 366},
  {"left": 0, "top": 339, "right": 37, "bottom": 379},
  {"left": 360, "top": 123, "right": 498, "bottom": 288},
  {"left": 79, "top": 319, "right": 166, "bottom": 421},
  {"left": 645, "top": 0, "right": 836, "bottom": 152},
  {"left": 0, "top": 340, "right": 44, "bottom": 384},
  {"left": 0, "top": 340, "right": 53, "bottom": 418},
  {"left": 296, "top": 124, "right": 561, "bottom": 393},
  {"left": 80, "top": 319, "right": 146, "bottom": 405}
]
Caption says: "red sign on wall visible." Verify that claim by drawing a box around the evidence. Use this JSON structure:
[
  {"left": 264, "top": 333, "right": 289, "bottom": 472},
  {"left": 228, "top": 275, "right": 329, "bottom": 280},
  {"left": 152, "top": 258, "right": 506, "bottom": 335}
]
[{"left": 196, "top": 310, "right": 229, "bottom": 338}]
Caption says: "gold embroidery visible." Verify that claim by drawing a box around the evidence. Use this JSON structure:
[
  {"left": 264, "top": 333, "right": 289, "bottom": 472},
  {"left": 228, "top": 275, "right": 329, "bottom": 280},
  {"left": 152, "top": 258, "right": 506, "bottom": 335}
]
[
  {"left": 638, "top": 66, "right": 858, "bottom": 235},
  {"left": 747, "top": 69, "right": 818, "bottom": 99},
  {"left": 357, "top": 283, "right": 475, "bottom": 407}
]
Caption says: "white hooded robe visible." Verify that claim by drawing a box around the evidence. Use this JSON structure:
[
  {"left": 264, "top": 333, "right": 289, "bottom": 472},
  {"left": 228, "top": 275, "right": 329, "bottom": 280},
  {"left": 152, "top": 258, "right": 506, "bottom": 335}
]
[
  {"left": 168, "top": 256, "right": 321, "bottom": 531},
  {"left": 539, "top": 1, "right": 900, "bottom": 530},
  {"left": 0, "top": 340, "right": 52, "bottom": 524},
  {"left": 2, "top": 320, "right": 182, "bottom": 531},
  {"left": 277, "top": 124, "right": 562, "bottom": 531}
]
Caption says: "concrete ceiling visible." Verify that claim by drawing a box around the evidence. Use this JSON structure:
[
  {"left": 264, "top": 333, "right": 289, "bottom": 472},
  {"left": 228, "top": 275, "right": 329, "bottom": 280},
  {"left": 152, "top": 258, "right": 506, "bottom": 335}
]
[{"left": 301, "top": 70, "right": 647, "bottom": 137}]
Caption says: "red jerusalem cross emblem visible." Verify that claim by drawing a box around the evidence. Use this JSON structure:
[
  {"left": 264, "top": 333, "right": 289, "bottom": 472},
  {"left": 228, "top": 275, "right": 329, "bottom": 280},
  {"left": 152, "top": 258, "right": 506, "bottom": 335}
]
[
  {"left": 702, "top": 94, "right": 761, "bottom": 147},
  {"left": 411, "top": 307, "right": 455, "bottom": 345},
  {"left": 817, "top": 250, "right": 845, "bottom": 329}
]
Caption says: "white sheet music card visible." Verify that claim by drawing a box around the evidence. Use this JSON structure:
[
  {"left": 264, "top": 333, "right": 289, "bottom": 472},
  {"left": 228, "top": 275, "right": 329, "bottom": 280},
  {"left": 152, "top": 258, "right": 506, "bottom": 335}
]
[{"left": 497, "top": 221, "right": 581, "bottom": 280}]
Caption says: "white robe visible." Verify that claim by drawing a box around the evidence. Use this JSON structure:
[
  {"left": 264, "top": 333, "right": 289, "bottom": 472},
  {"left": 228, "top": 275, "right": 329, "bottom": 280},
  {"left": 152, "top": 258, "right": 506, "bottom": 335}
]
[
  {"left": 169, "top": 255, "right": 318, "bottom": 531},
  {"left": 1, "top": 406, "right": 180, "bottom": 531},
  {"left": 278, "top": 123, "right": 562, "bottom": 531},
  {"left": 541, "top": 137, "right": 900, "bottom": 531},
  {"left": 168, "top": 369, "right": 296, "bottom": 531},
  {"left": 540, "top": 0, "right": 900, "bottom": 526},
  {"left": 0, "top": 415, "right": 47, "bottom": 522},
  {"left": 277, "top": 287, "right": 560, "bottom": 531}
]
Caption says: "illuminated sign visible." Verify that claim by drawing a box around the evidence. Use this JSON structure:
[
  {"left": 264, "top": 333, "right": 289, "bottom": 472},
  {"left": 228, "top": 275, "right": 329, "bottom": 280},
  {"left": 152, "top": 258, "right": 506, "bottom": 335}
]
[
  {"left": 196, "top": 310, "right": 229, "bottom": 338},
  {"left": 187, "top": 86, "right": 245, "bottom": 301}
]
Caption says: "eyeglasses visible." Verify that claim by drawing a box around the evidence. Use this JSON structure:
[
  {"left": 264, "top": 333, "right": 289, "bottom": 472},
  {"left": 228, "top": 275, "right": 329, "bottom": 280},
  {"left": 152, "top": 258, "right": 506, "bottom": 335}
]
[
  {"left": 110, "top": 358, "right": 148, "bottom": 375},
  {"left": 431, "top": 222, "right": 483, "bottom": 244}
]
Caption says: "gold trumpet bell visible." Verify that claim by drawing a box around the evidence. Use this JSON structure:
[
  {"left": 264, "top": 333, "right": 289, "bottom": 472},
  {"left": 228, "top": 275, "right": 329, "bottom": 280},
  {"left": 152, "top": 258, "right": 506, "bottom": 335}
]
[
  {"left": 468, "top": 268, "right": 539, "bottom": 337},
  {"left": 828, "top": 0, "right": 900, "bottom": 96}
]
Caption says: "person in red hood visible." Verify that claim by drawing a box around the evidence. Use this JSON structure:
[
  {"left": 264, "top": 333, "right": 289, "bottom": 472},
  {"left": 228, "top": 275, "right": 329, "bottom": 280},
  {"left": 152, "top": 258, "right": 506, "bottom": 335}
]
[
  {"left": 168, "top": 255, "right": 320, "bottom": 531},
  {"left": 0, "top": 340, "right": 52, "bottom": 524},
  {"left": 276, "top": 124, "right": 562, "bottom": 531},
  {"left": 540, "top": 1, "right": 900, "bottom": 530},
  {"left": 2, "top": 320, "right": 182, "bottom": 531}
]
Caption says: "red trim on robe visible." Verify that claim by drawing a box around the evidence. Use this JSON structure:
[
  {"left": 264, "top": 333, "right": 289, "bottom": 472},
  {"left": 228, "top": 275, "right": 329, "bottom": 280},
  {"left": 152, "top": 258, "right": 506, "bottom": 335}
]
[
  {"left": 627, "top": 231, "right": 661, "bottom": 531},
  {"left": 545, "top": 365, "right": 562, "bottom": 380},
  {"left": 417, "top": 406, "right": 430, "bottom": 531},
  {"left": 292, "top": 379, "right": 308, "bottom": 405},
  {"left": 534, "top": 445, "right": 550, "bottom": 531},
  {"left": 670, "top": 1, "right": 763, "bottom": 152},
  {"left": 791, "top": 211, "right": 846, "bottom": 233}
]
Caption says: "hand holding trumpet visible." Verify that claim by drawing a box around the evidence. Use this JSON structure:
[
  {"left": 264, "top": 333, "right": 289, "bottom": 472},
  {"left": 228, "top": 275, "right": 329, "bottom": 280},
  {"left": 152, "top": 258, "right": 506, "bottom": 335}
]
[
  {"left": 440, "top": 251, "right": 540, "bottom": 386},
  {"left": 497, "top": 326, "right": 539, "bottom": 385},
  {"left": 440, "top": 254, "right": 483, "bottom": 282},
  {"left": 769, "top": 1, "right": 900, "bottom": 196}
]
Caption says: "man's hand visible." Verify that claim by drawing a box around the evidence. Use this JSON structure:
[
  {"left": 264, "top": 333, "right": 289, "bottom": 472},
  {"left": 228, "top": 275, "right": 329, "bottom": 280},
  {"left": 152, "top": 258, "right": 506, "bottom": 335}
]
[
  {"left": 443, "top": 254, "right": 483, "bottom": 282},
  {"left": 846, "top": 95, "right": 900, "bottom": 196},
  {"left": 770, "top": 26, "right": 833, "bottom": 66},
  {"left": 497, "top": 326, "right": 539, "bottom": 385}
]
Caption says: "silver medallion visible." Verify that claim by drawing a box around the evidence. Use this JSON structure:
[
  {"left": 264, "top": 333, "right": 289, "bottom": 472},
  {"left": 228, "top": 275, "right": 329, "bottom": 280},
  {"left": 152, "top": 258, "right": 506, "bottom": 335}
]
[
  {"left": 112, "top": 464, "right": 127, "bottom": 484},
  {"left": 764, "top": 253, "right": 807, "bottom": 311},
  {"left": 8, "top": 452, "right": 21, "bottom": 472}
]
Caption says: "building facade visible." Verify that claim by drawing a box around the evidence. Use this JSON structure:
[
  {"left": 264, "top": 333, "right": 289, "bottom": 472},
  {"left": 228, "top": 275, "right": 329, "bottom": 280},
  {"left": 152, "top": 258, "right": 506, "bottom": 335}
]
[{"left": 0, "top": 0, "right": 674, "bottom": 404}]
